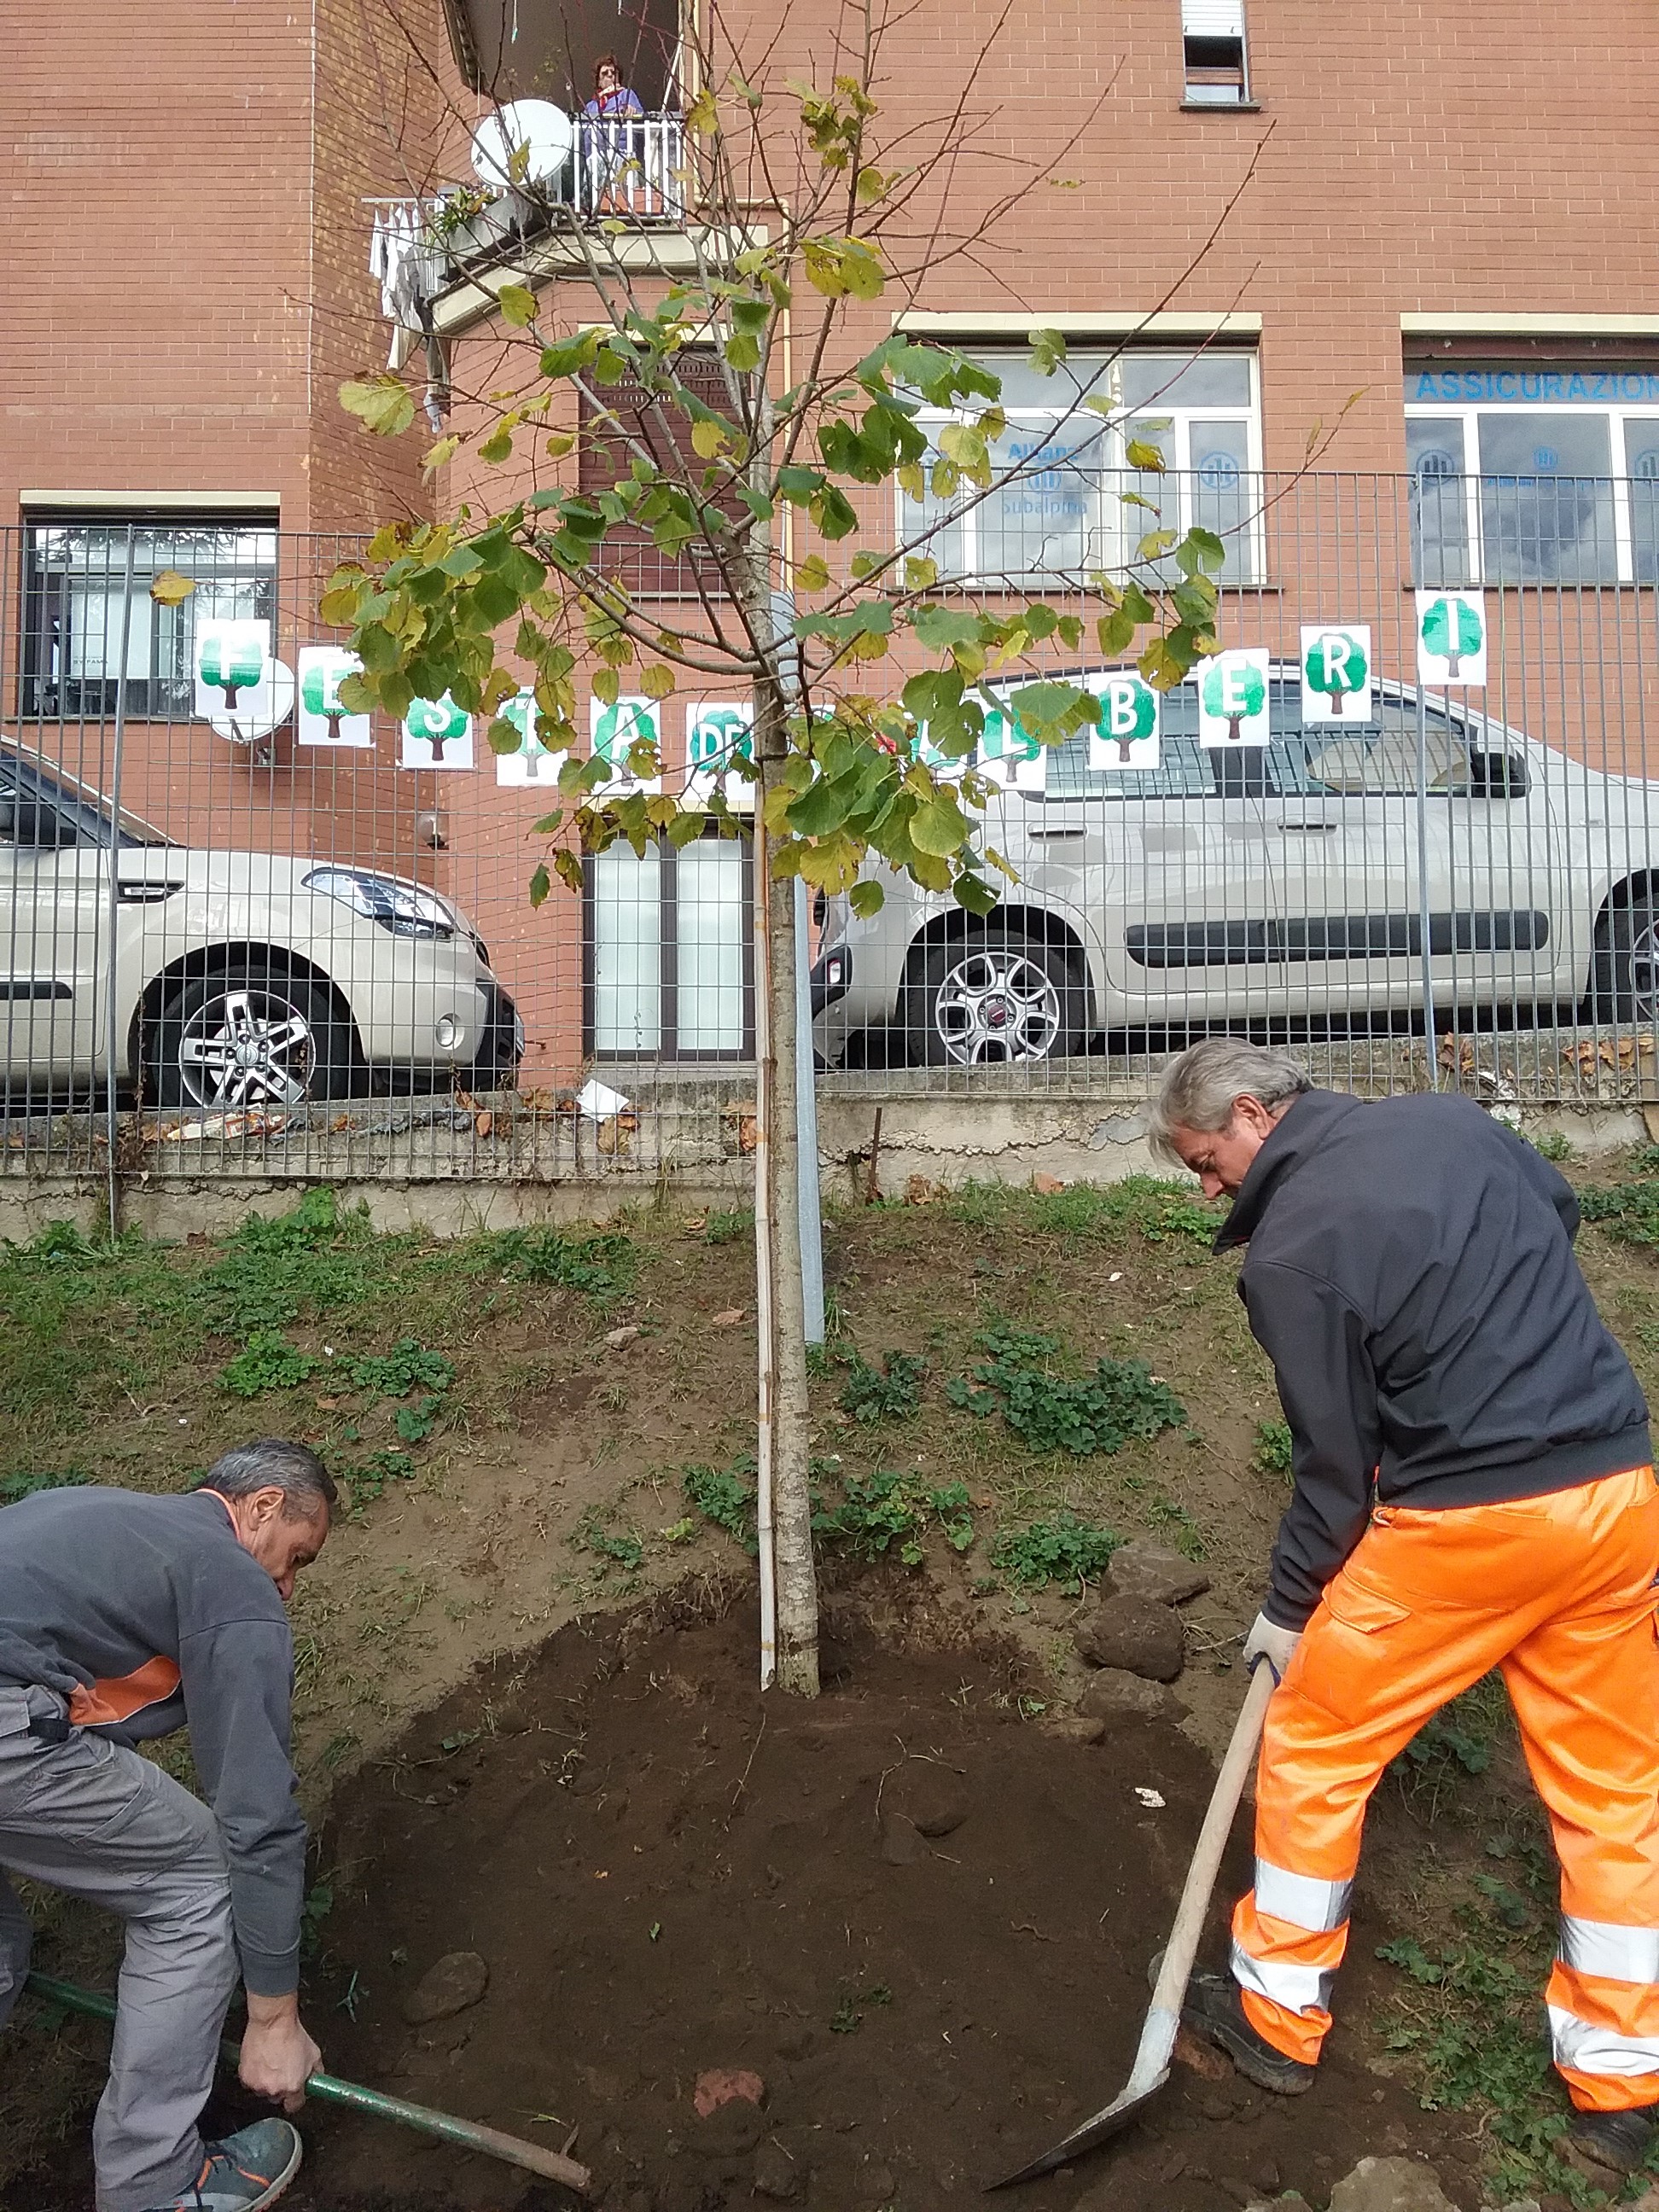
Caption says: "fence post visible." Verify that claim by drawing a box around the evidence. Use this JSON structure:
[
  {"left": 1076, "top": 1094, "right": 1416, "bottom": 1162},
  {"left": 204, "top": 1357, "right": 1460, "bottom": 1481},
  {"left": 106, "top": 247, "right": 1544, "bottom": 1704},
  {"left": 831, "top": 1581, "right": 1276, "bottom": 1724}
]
[
  {"left": 102, "top": 525, "right": 137, "bottom": 1237},
  {"left": 1414, "top": 675, "right": 1439, "bottom": 1089}
]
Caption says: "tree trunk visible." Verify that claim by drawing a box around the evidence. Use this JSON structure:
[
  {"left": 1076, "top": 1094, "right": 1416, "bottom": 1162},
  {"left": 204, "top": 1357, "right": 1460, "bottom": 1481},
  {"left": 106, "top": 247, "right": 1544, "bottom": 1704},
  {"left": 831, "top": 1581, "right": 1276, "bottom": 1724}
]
[{"left": 750, "top": 679, "right": 819, "bottom": 1698}]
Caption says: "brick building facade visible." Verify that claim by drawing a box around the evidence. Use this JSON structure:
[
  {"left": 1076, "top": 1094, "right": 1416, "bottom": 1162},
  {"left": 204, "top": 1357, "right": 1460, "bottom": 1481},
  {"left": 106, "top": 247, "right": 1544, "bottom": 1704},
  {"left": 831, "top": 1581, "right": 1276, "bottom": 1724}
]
[{"left": 5, "top": 1, "right": 1659, "bottom": 1087}]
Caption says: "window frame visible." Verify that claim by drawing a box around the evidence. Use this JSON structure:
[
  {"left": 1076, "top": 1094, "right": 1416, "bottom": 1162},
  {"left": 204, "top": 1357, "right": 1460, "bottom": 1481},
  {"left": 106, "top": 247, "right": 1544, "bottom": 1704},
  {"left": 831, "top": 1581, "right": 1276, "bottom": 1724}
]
[
  {"left": 1181, "top": 0, "right": 1251, "bottom": 106},
  {"left": 582, "top": 826, "right": 755, "bottom": 1062},
  {"left": 1404, "top": 368, "right": 1659, "bottom": 585},
  {"left": 19, "top": 515, "right": 279, "bottom": 722},
  {"left": 902, "top": 347, "right": 1264, "bottom": 588}
]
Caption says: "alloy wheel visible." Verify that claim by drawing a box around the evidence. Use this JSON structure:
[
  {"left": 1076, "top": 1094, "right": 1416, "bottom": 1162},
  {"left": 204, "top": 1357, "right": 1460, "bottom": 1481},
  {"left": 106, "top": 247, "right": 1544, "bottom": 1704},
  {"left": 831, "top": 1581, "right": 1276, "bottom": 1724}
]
[
  {"left": 1627, "top": 914, "right": 1659, "bottom": 1022},
  {"left": 932, "top": 946, "right": 1063, "bottom": 1064},
  {"left": 176, "top": 987, "right": 317, "bottom": 1109}
]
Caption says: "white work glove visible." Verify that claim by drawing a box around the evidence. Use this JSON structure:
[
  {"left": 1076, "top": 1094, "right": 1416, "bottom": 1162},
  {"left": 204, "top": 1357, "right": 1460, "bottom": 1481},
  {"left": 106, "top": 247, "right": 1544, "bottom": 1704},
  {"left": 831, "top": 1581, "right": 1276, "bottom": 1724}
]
[{"left": 1243, "top": 1610, "right": 1301, "bottom": 1685}]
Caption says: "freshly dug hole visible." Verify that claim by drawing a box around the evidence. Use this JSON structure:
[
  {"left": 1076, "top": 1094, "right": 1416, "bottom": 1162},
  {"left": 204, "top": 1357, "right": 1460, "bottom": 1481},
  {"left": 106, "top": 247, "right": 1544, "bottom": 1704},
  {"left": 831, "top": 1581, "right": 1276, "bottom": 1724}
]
[{"left": 292, "top": 1593, "right": 1479, "bottom": 2212}]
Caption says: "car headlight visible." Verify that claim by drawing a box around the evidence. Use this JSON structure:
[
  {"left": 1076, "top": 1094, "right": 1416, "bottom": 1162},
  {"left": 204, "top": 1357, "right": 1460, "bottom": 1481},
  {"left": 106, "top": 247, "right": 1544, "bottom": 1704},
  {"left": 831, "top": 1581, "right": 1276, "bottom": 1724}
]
[{"left": 302, "top": 867, "right": 457, "bottom": 941}]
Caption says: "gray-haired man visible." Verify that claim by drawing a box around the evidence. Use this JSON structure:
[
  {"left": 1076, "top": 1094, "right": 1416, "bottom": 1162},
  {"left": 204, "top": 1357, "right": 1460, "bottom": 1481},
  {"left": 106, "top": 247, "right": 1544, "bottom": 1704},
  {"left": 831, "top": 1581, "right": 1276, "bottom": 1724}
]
[{"left": 0, "top": 1441, "right": 335, "bottom": 2212}]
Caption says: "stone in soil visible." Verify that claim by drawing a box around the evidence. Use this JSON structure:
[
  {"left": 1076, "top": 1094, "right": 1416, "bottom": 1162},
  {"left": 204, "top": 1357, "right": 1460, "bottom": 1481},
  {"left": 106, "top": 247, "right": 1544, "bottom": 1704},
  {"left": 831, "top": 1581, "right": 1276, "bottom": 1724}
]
[
  {"left": 692, "top": 2069, "right": 766, "bottom": 2116},
  {"left": 399, "top": 1949, "right": 488, "bottom": 2025},
  {"left": 1327, "top": 2154, "right": 1458, "bottom": 2211},
  {"left": 879, "top": 1809, "right": 926, "bottom": 1864},
  {"left": 1106, "top": 1539, "right": 1214, "bottom": 1606},
  {"left": 883, "top": 1763, "right": 969, "bottom": 1837},
  {"left": 1074, "top": 1593, "right": 1186, "bottom": 1681},
  {"left": 754, "top": 2140, "right": 800, "bottom": 2199},
  {"left": 1076, "top": 1668, "right": 1189, "bottom": 1723}
]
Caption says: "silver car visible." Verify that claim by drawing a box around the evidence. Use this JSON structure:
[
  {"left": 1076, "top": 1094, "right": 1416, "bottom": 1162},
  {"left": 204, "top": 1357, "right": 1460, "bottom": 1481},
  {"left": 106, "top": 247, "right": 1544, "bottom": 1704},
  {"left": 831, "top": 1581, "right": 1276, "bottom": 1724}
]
[
  {"left": 812, "top": 667, "right": 1659, "bottom": 1064},
  {"left": 1, "top": 745, "right": 521, "bottom": 1108}
]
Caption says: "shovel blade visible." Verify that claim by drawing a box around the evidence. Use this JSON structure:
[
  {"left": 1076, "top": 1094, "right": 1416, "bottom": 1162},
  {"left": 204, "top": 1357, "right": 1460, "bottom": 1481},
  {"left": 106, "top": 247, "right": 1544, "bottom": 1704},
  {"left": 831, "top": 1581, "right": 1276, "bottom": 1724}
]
[{"left": 985, "top": 2066, "right": 1170, "bottom": 2190}]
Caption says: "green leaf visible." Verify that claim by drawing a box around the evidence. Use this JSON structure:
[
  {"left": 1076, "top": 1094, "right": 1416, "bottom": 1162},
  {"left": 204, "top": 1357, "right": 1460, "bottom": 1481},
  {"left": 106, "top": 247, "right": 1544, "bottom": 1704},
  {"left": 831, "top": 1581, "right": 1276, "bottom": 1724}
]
[
  {"left": 1126, "top": 438, "right": 1167, "bottom": 472},
  {"left": 911, "top": 606, "right": 983, "bottom": 651},
  {"left": 528, "top": 863, "right": 551, "bottom": 907},
  {"left": 341, "top": 375, "right": 416, "bottom": 438},
  {"left": 848, "top": 878, "right": 885, "bottom": 918},
  {"left": 1186, "top": 526, "right": 1227, "bottom": 573},
  {"left": 497, "top": 283, "right": 538, "bottom": 328},
  {"left": 724, "top": 331, "right": 761, "bottom": 373},
  {"left": 478, "top": 426, "right": 514, "bottom": 464},
  {"left": 952, "top": 870, "right": 1000, "bottom": 918},
  {"left": 910, "top": 792, "right": 969, "bottom": 857},
  {"left": 1027, "top": 328, "right": 1067, "bottom": 378}
]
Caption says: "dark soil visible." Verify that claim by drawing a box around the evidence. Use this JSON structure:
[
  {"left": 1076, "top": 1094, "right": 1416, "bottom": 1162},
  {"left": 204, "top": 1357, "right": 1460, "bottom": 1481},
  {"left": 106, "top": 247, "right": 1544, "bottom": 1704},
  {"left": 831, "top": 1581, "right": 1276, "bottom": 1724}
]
[{"left": 250, "top": 1592, "right": 1476, "bottom": 2212}]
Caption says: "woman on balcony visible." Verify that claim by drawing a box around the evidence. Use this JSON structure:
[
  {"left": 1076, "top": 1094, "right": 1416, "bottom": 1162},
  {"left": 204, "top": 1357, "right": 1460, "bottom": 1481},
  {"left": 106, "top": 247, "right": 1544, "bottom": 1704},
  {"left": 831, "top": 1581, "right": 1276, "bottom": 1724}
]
[{"left": 580, "top": 55, "right": 647, "bottom": 213}]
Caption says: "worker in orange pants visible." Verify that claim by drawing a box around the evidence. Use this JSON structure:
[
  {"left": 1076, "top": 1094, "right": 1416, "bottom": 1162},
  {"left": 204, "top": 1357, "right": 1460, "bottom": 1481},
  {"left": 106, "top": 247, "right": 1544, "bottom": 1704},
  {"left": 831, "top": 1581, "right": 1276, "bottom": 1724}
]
[{"left": 1151, "top": 1039, "right": 1659, "bottom": 2175}]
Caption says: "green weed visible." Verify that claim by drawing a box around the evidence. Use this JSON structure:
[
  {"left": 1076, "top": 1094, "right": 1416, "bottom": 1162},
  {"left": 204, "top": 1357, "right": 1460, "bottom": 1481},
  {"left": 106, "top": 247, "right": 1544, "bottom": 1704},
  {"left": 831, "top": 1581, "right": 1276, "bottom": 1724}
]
[
  {"left": 813, "top": 1470, "right": 975, "bottom": 1567},
  {"left": 943, "top": 1176, "right": 1222, "bottom": 1249},
  {"left": 474, "top": 1225, "right": 636, "bottom": 1297},
  {"left": 0, "top": 1468, "right": 91, "bottom": 1505},
  {"left": 990, "top": 1512, "right": 1122, "bottom": 1592},
  {"left": 342, "top": 1342, "right": 455, "bottom": 1399},
  {"left": 1528, "top": 1130, "right": 1575, "bottom": 1163},
  {"left": 219, "top": 1330, "right": 321, "bottom": 1397},
  {"left": 1253, "top": 1419, "right": 1294, "bottom": 1476},
  {"left": 1144, "top": 1493, "right": 1207, "bottom": 1561},
  {"left": 836, "top": 1348, "right": 928, "bottom": 1424},
  {"left": 1579, "top": 1173, "right": 1659, "bottom": 1249},
  {"left": 394, "top": 1395, "right": 445, "bottom": 1443},
  {"left": 946, "top": 1318, "right": 1186, "bottom": 1456},
  {"left": 571, "top": 1511, "right": 644, "bottom": 1572},
  {"left": 683, "top": 1458, "right": 760, "bottom": 1554},
  {"left": 702, "top": 1208, "right": 754, "bottom": 1245}
]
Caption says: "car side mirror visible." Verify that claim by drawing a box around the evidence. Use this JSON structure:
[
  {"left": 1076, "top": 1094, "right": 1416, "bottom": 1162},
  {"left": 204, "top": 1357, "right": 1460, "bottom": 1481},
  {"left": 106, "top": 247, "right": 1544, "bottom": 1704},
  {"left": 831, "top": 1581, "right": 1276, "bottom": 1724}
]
[{"left": 1468, "top": 751, "right": 1529, "bottom": 798}]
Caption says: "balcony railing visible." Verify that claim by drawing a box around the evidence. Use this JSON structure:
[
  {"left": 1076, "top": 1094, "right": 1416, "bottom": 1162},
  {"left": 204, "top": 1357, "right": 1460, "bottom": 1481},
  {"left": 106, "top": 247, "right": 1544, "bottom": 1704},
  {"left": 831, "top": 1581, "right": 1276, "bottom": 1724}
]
[{"left": 366, "top": 114, "right": 687, "bottom": 329}]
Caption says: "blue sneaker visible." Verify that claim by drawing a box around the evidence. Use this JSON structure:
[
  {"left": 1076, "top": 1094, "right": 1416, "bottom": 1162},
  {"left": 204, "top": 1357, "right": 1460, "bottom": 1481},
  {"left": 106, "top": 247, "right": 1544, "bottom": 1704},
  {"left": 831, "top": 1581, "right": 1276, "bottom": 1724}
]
[{"left": 144, "top": 2120, "right": 302, "bottom": 2212}]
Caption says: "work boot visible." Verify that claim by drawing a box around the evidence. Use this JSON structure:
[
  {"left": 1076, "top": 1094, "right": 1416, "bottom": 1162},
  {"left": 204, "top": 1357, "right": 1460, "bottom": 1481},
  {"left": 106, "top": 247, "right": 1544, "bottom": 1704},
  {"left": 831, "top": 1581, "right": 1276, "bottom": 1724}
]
[
  {"left": 1180, "top": 1970, "right": 1316, "bottom": 2096},
  {"left": 142, "top": 2120, "right": 302, "bottom": 2212},
  {"left": 1569, "top": 2102, "right": 1659, "bottom": 2175}
]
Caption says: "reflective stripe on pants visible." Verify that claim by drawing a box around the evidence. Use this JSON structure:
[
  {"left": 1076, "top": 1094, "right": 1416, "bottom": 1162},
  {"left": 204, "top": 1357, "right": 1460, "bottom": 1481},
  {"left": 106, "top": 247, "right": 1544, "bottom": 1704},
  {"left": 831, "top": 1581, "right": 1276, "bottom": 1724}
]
[{"left": 1231, "top": 1464, "right": 1659, "bottom": 2108}]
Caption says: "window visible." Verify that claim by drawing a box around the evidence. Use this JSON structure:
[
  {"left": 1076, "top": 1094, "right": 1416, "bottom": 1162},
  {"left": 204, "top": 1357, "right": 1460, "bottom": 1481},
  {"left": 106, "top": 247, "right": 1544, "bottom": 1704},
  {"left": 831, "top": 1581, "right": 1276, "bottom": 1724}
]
[
  {"left": 904, "top": 348, "right": 1260, "bottom": 586},
  {"left": 1182, "top": 0, "right": 1249, "bottom": 104},
  {"left": 1405, "top": 362, "right": 1659, "bottom": 585},
  {"left": 585, "top": 833, "right": 753, "bottom": 1058},
  {"left": 579, "top": 351, "right": 744, "bottom": 599},
  {"left": 21, "top": 520, "right": 277, "bottom": 719},
  {"left": 1044, "top": 680, "right": 1493, "bottom": 800}
]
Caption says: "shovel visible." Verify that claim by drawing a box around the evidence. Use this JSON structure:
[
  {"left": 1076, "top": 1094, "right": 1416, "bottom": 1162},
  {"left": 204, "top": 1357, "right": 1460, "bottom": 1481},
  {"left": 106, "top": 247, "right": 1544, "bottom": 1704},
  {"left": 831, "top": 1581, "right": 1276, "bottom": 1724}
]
[{"left": 988, "top": 1662, "right": 1276, "bottom": 2189}]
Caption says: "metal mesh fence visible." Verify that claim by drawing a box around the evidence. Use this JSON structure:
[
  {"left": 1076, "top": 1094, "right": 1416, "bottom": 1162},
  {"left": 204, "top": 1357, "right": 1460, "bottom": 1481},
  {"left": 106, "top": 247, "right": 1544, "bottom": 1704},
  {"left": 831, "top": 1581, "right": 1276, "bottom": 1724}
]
[{"left": 2, "top": 480, "right": 1657, "bottom": 1199}]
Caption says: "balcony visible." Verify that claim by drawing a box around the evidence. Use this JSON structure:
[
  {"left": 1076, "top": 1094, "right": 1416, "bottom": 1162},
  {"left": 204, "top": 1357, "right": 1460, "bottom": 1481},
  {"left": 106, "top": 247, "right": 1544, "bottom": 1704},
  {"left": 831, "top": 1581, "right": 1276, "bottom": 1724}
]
[{"left": 367, "top": 114, "right": 687, "bottom": 334}]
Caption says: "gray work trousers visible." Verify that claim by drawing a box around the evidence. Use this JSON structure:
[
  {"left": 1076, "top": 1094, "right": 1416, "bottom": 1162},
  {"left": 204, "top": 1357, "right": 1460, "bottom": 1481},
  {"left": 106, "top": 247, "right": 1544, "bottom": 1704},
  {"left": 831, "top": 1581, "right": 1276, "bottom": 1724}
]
[{"left": 0, "top": 1687, "right": 238, "bottom": 2212}]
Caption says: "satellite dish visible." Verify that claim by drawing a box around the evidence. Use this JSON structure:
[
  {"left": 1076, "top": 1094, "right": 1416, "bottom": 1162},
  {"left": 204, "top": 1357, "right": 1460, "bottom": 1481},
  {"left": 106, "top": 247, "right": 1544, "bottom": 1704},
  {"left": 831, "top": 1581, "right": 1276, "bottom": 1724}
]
[{"left": 471, "top": 100, "right": 573, "bottom": 189}]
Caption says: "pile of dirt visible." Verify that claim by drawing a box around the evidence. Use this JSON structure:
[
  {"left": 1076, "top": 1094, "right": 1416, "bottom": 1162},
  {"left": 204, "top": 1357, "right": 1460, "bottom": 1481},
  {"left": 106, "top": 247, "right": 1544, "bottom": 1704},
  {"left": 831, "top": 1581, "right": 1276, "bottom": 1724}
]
[{"left": 257, "top": 1595, "right": 1480, "bottom": 2212}]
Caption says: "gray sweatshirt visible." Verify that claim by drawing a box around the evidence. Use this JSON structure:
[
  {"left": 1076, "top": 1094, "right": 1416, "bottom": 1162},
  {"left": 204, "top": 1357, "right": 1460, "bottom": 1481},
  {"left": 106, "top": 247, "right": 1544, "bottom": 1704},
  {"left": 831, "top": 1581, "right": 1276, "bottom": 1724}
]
[{"left": 0, "top": 1485, "right": 306, "bottom": 1996}]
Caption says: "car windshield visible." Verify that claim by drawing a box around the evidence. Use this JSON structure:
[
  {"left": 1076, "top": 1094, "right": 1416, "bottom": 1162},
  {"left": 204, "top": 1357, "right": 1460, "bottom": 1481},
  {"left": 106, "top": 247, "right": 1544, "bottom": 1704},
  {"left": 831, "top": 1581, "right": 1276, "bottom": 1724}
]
[{"left": 0, "top": 745, "right": 175, "bottom": 847}]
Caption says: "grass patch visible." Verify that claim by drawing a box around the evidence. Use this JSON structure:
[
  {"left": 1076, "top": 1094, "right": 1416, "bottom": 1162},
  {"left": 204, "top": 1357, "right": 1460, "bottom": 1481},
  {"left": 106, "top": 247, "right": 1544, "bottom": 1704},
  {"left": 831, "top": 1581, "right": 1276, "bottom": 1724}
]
[
  {"left": 941, "top": 1176, "right": 1223, "bottom": 1249},
  {"left": 683, "top": 1458, "right": 760, "bottom": 1554},
  {"left": 813, "top": 1470, "right": 975, "bottom": 1567}
]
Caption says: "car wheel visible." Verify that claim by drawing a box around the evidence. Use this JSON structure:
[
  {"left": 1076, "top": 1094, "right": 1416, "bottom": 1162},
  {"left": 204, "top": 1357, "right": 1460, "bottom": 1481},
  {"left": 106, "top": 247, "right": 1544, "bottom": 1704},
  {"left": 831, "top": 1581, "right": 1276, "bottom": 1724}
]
[
  {"left": 148, "top": 962, "right": 361, "bottom": 1111},
  {"left": 908, "top": 929, "right": 1086, "bottom": 1067},
  {"left": 1590, "top": 898, "right": 1659, "bottom": 1026}
]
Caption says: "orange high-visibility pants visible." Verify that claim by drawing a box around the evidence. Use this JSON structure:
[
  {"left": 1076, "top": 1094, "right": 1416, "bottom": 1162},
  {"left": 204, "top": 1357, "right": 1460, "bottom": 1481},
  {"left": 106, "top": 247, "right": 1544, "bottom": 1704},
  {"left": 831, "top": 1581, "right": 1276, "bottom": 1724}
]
[{"left": 1232, "top": 1464, "right": 1659, "bottom": 2112}]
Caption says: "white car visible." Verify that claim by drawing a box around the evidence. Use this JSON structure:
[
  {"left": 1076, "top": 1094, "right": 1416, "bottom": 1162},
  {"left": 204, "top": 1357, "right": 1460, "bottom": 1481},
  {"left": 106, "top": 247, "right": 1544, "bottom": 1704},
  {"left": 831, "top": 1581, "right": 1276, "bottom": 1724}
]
[
  {"left": 812, "top": 667, "right": 1659, "bottom": 1064},
  {"left": 1, "top": 745, "right": 521, "bottom": 1109}
]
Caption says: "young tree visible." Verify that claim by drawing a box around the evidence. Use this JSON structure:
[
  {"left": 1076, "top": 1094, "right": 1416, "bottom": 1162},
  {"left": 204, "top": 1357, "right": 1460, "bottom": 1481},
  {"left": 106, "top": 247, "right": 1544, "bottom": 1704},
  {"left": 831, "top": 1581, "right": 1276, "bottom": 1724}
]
[{"left": 323, "top": 3, "right": 1244, "bottom": 1693}]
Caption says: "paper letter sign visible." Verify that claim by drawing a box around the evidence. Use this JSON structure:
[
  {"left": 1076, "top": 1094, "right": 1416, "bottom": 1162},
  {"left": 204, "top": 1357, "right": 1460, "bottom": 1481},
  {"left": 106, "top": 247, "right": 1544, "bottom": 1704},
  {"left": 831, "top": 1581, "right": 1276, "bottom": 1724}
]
[
  {"left": 401, "top": 694, "right": 474, "bottom": 771},
  {"left": 588, "top": 697, "right": 662, "bottom": 796},
  {"left": 978, "top": 701, "right": 1045, "bottom": 790},
  {"left": 297, "top": 647, "right": 372, "bottom": 748},
  {"left": 1196, "top": 648, "right": 1271, "bottom": 748},
  {"left": 195, "top": 620, "right": 271, "bottom": 718},
  {"left": 1300, "top": 625, "right": 1374, "bottom": 725},
  {"left": 494, "top": 689, "right": 559, "bottom": 787},
  {"left": 684, "top": 701, "right": 754, "bottom": 811},
  {"left": 1416, "top": 591, "right": 1487, "bottom": 688},
  {"left": 1089, "top": 672, "right": 1161, "bottom": 771}
]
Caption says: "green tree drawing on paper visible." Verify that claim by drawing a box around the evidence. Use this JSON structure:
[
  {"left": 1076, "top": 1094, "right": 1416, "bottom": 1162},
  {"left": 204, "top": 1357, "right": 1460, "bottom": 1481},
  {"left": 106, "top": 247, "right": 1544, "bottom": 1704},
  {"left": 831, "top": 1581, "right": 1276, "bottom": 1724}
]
[
  {"left": 1201, "top": 658, "right": 1266, "bottom": 742},
  {"left": 592, "top": 698, "right": 658, "bottom": 774},
  {"left": 1305, "top": 631, "right": 1369, "bottom": 716},
  {"left": 300, "top": 658, "right": 351, "bottom": 742},
  {"left": 406, "top": 695, "right": 469, "bottom": 759},
  {"left": 199, "top": 632, "right": 264, "bottom": 709},
  {"left": 1099, "top": 674, "right": 1157, "bottom": 763},
  {"left": 690, "top": 707, "right": 754, "bottom": 772},
  {"left": 1421, "top": 597, "right": 1482, "bottom": 678}
]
